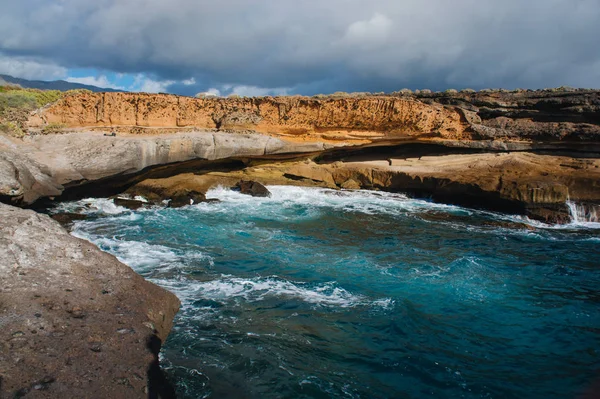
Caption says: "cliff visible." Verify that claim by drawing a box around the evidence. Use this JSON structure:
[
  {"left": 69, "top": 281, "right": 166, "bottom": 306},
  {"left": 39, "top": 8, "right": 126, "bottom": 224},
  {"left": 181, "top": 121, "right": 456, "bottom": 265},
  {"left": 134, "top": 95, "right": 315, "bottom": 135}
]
[
  {"left": 0, "top": 89, "right": 598, "bottom": 222},
  {"left": 28, "top": 90, "right": 600, "bottom": 150}
]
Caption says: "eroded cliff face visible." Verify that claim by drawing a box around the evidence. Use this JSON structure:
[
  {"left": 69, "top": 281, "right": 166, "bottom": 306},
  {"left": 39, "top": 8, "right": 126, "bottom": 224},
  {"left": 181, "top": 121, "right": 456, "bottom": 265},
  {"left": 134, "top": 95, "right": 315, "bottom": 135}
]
[
  {"left": 5, "top": 89, "right": 600, "bottom": 222},
  {"left": 29, "top": 90, "right": 600, "bottom": 148},
  {"left": 125, "top": 153, "right": 600, "bottom": 224},
  {"left": 29, "top": 93, "right": 470, "bottom": 141}
]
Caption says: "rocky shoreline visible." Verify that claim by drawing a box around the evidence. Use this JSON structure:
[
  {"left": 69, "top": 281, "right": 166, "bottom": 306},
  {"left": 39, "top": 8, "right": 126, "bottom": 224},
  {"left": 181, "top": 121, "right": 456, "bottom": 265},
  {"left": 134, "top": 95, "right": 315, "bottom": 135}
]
[
  {"left": 0, "top": 204, "right": 180, "bottom": 397},
  {"left": 1, "top": 89, "right": 599, "bottom": 397}
]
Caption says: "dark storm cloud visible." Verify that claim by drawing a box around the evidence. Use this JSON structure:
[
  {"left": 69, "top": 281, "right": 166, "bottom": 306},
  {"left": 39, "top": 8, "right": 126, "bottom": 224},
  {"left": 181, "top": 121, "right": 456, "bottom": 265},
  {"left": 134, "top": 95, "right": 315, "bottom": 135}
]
[{"left": 0, "top": 0, "right": 599, "bottom": 94}]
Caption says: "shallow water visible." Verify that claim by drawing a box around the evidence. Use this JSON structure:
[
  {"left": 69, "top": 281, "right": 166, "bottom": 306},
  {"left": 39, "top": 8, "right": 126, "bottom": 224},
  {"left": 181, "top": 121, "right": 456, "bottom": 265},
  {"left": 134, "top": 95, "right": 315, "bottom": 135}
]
[{"left": 56, "top": 186, "right": 600, "bottom": 398}]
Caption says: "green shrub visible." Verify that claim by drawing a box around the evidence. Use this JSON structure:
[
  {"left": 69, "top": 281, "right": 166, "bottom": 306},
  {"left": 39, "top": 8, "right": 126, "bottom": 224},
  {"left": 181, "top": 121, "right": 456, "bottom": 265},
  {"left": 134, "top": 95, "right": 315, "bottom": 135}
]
[
  {"left": 41, "top": 122, "right": 67, "bottom": 134},
  {"left": 392, "top": 89, "right": 413, "bottom": 96},
  {"left": 0, "top": 121, "right": 25, "bottom": 137},
  {"left": 557, "top": 86, "right": 576, "bottom": 92},
  {"left": 0, "top": 88, "right": 66, "bottom": 137},
  {"left": 0, "top": 91, "right": 38, "bottom": 113},
  {"left": 331, "top": 91, "right": 350, "bottom": 98},
  {"left": 0, "top": 89, "right": 64, "bottom": 113}
]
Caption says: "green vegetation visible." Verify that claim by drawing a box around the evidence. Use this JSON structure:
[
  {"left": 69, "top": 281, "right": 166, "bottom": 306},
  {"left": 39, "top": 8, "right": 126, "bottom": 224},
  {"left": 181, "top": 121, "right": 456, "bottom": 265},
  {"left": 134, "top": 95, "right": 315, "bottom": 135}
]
[
  {"left": 330, "top": 91, "right": 350, "bottom": 98},
  {"left": 0, "top": 121, "right": 24, "bottom": 138},
  {"left": 0, "top": 86, "right": 70, "bottom": 137},
  {"left": 41, "top": 122, "right": 67, "bottom": 135},
  {"left": 0, "top": 88, "right": 63, "bottom": 112}
]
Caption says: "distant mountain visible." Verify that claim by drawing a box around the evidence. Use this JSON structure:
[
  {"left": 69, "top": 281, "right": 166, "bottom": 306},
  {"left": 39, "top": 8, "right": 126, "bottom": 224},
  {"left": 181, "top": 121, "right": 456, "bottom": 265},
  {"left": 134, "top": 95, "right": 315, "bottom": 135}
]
[{"left": 0, "top": 74, "right": 122, "bottom": 92}]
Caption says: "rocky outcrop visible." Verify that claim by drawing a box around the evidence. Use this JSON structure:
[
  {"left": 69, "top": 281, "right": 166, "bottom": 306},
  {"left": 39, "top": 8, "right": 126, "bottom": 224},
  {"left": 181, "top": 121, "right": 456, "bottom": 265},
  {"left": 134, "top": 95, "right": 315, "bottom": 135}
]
[
  {"left": 28, "top": 90, "right": 600, "bottom": 150},
  {"left": 168, "top": 189, "right": 206, "bottom": 207},
  {"left": 337, "top": 153, "right": 600, "bottom": 223},
  {"left": 235, "top": 180, "right": 271, "bottom": 197},
  {"left": 113, "top": 197, "right": 146, "bottom": 210},
  {"left": 1, "top": 89, "right": 600, "bottom": 221},
  {"left": 0, "top": 203, "right": 180, "bottom": 397},
  {"left": 421, "top": 89, "right": 600, "bottom": 141},
  {"left": 0, "top": 136, "right": 62, "bottom": 205},
  {"left": 0, "top": 131, "right": 330, "bottom": 206},
  {"left": 29, "top": 92, "right": 469, "bottom": 142},
  {"left": 125, "top": 153, "right": 600, "bottom": 224}
]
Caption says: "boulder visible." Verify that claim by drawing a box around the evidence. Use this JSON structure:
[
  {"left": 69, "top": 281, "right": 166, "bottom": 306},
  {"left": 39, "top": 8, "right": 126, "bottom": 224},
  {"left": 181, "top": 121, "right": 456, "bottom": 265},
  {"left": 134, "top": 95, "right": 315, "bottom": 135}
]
[
  {"left": 113, "top": 197, "right": 146, "bottom": 210},
  {"left": 235, "top": 180, "right": 271, "bottom": 197},
  {"left": 0, "top": 203, "right": 180, "bottom": 397},
  {"left": 169, "top": 189, "right": 206, "bottom": 207},
  {"left": 50, "top": 212, "right": 88, "bottom": 228},
  {"left": 340, "top": 179, "right": 361, "bottom": 190}
]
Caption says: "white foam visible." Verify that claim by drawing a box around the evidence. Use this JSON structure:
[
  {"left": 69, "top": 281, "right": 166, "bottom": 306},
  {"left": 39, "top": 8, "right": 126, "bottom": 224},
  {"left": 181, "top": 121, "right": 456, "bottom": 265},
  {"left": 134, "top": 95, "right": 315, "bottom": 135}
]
[
  {"left": 190, "top": 277, "right": 362, "bottom": 307},
  {"left": 52, "top": 197, "right": 129, "bottom": 215},
  {"left": 71, "top": 229, "right": 213, "bottom": 273},
  {"left": 156, "top": 275, "right": 392, "bottom": 310},
  {"left": 204, "top": 185, "right": 470, "bottom": 217},
  {"left": 567, "top": 201, "right": 600, "bottom": 228}
]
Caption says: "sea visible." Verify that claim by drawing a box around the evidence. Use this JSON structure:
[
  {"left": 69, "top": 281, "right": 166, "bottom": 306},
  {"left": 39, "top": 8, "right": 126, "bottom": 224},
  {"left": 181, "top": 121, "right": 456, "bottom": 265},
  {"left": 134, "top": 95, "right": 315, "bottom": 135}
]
[{"left": 52, "top": 185, "right": 600, "bottom": 399}]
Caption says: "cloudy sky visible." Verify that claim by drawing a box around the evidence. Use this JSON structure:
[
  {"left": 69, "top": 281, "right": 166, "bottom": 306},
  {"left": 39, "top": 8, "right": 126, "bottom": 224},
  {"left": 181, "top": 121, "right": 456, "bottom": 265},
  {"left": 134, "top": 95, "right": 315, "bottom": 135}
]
[{"left": 0, "top": 0, "right": 598, "bottom": 95}]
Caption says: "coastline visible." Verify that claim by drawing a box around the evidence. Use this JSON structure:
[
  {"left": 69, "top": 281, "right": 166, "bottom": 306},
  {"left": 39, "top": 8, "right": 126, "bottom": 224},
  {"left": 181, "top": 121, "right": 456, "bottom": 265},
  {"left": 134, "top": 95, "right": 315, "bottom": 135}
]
[{"left": 1, "top": 89, "right": 599, "bottom": 397}]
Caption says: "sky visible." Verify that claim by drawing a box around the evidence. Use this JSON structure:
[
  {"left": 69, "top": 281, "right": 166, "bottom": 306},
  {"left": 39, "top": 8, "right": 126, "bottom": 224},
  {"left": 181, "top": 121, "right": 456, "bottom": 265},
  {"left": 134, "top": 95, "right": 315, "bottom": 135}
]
[{"left": 0, "top": 0, "right": 599, "bottom": 96}]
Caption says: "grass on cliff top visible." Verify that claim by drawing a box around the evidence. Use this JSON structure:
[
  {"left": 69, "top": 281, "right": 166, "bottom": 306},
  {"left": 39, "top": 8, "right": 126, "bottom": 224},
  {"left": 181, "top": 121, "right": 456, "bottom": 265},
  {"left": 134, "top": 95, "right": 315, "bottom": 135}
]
[{"left": 0, "top": 86, "right": 90, "bottom": 137}]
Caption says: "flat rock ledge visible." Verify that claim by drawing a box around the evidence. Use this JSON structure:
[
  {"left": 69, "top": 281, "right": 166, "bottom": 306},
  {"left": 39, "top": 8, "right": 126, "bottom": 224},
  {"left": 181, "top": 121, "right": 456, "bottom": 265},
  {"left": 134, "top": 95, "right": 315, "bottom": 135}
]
[{"left": 0, "top": 203, "right": 180, "bottom": 398}]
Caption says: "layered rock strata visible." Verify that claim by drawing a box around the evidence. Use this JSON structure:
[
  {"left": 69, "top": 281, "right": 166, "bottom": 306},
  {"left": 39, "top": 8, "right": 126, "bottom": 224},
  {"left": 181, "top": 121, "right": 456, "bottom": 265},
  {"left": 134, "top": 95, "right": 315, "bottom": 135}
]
[
  {"left": 126, "top": 153, "right": 600, "bottom": 223},
  {"left": 0, "top": 131, "right": 330, "bottom": 206},
  {"left": 28, "top": 90, "right": 600, "bottom": 151}
]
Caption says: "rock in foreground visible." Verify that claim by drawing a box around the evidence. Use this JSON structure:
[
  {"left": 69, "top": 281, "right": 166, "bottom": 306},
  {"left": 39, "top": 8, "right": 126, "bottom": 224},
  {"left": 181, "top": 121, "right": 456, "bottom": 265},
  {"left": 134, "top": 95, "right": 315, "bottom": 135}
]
[{"left": 0, "top": 204, "right": 180, "bottom": 398}]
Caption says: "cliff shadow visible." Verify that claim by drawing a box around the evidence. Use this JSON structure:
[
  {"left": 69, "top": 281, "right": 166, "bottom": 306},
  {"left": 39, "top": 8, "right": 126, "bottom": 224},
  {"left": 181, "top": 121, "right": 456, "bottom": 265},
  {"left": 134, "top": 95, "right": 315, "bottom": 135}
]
[{"left": 147, "top": 335, "right": 177, "bottom": 399}]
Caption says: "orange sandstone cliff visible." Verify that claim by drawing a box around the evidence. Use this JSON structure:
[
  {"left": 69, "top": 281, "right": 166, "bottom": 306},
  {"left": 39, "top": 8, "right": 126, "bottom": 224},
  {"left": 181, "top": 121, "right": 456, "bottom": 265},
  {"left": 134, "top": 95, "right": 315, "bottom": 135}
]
[
  {"left": 29, "top": 93, "right": 470, "bottom": 142},
  {"left": 29, "top": 90, "right": 600, "bottom": 149}
]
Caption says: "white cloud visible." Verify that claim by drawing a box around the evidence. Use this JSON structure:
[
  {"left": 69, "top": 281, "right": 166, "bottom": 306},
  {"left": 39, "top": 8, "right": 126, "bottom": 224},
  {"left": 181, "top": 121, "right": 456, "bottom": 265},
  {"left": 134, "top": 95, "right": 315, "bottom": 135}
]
[
  {"left": 205, "top": 88, "right": 221, "bottom": 96},
  {"left": 66, "top": 75, "right": 126, "bottom": 90},
  {"left": 0, "top": 54, "right": 67, "bottom": 80},
  {"left": 182, "top": 77, "right": 196, "bottom": 85},
  {"left": 1, "top": 1, "right": 600, "bottom": 92},
  {"left": 342, "top": 13, "right": 393, "bottom": 46},
  {"left": 131, "top": 74, "right": 175, "bottom": 93}
]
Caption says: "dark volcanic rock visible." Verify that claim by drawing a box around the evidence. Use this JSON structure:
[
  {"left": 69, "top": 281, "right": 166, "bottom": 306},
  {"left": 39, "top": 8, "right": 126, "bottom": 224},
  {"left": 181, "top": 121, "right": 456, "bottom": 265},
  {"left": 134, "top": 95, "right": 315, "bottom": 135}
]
[
  {"left": 50, "top": 212, "right": 87, "bottom": 227},
  {"left": 113, "top": 197, "right": 146, "bottom": 210},
  {"left": 0, "top": 204, "right": 180, "bottom": 398},
  {"left": 168, "top": 189, "right": 206, "bottom": 207},
  {"left": 235, "top": 180, "right": 271, "bottom": 197}
]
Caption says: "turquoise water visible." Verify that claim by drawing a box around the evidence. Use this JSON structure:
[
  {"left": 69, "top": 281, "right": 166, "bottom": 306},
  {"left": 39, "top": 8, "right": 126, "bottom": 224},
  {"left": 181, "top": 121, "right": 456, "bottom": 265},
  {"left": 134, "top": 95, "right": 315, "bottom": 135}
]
[{"left": 57, "top": 186, "right": 600, "bottom": 398}]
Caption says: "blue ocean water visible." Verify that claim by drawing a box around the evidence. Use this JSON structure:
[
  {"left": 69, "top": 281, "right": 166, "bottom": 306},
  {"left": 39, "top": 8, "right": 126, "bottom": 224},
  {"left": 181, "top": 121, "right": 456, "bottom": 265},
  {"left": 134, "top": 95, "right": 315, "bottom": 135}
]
[{"left": 56, "top": 186, "right": 600, "bottom": 398}]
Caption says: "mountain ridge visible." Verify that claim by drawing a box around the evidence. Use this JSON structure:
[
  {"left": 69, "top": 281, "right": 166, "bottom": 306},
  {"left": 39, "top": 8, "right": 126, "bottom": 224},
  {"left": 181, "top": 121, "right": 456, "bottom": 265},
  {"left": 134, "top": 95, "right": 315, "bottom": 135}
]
[{"left": 0, "top": 73, "right": 122, "bottom": 92}]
